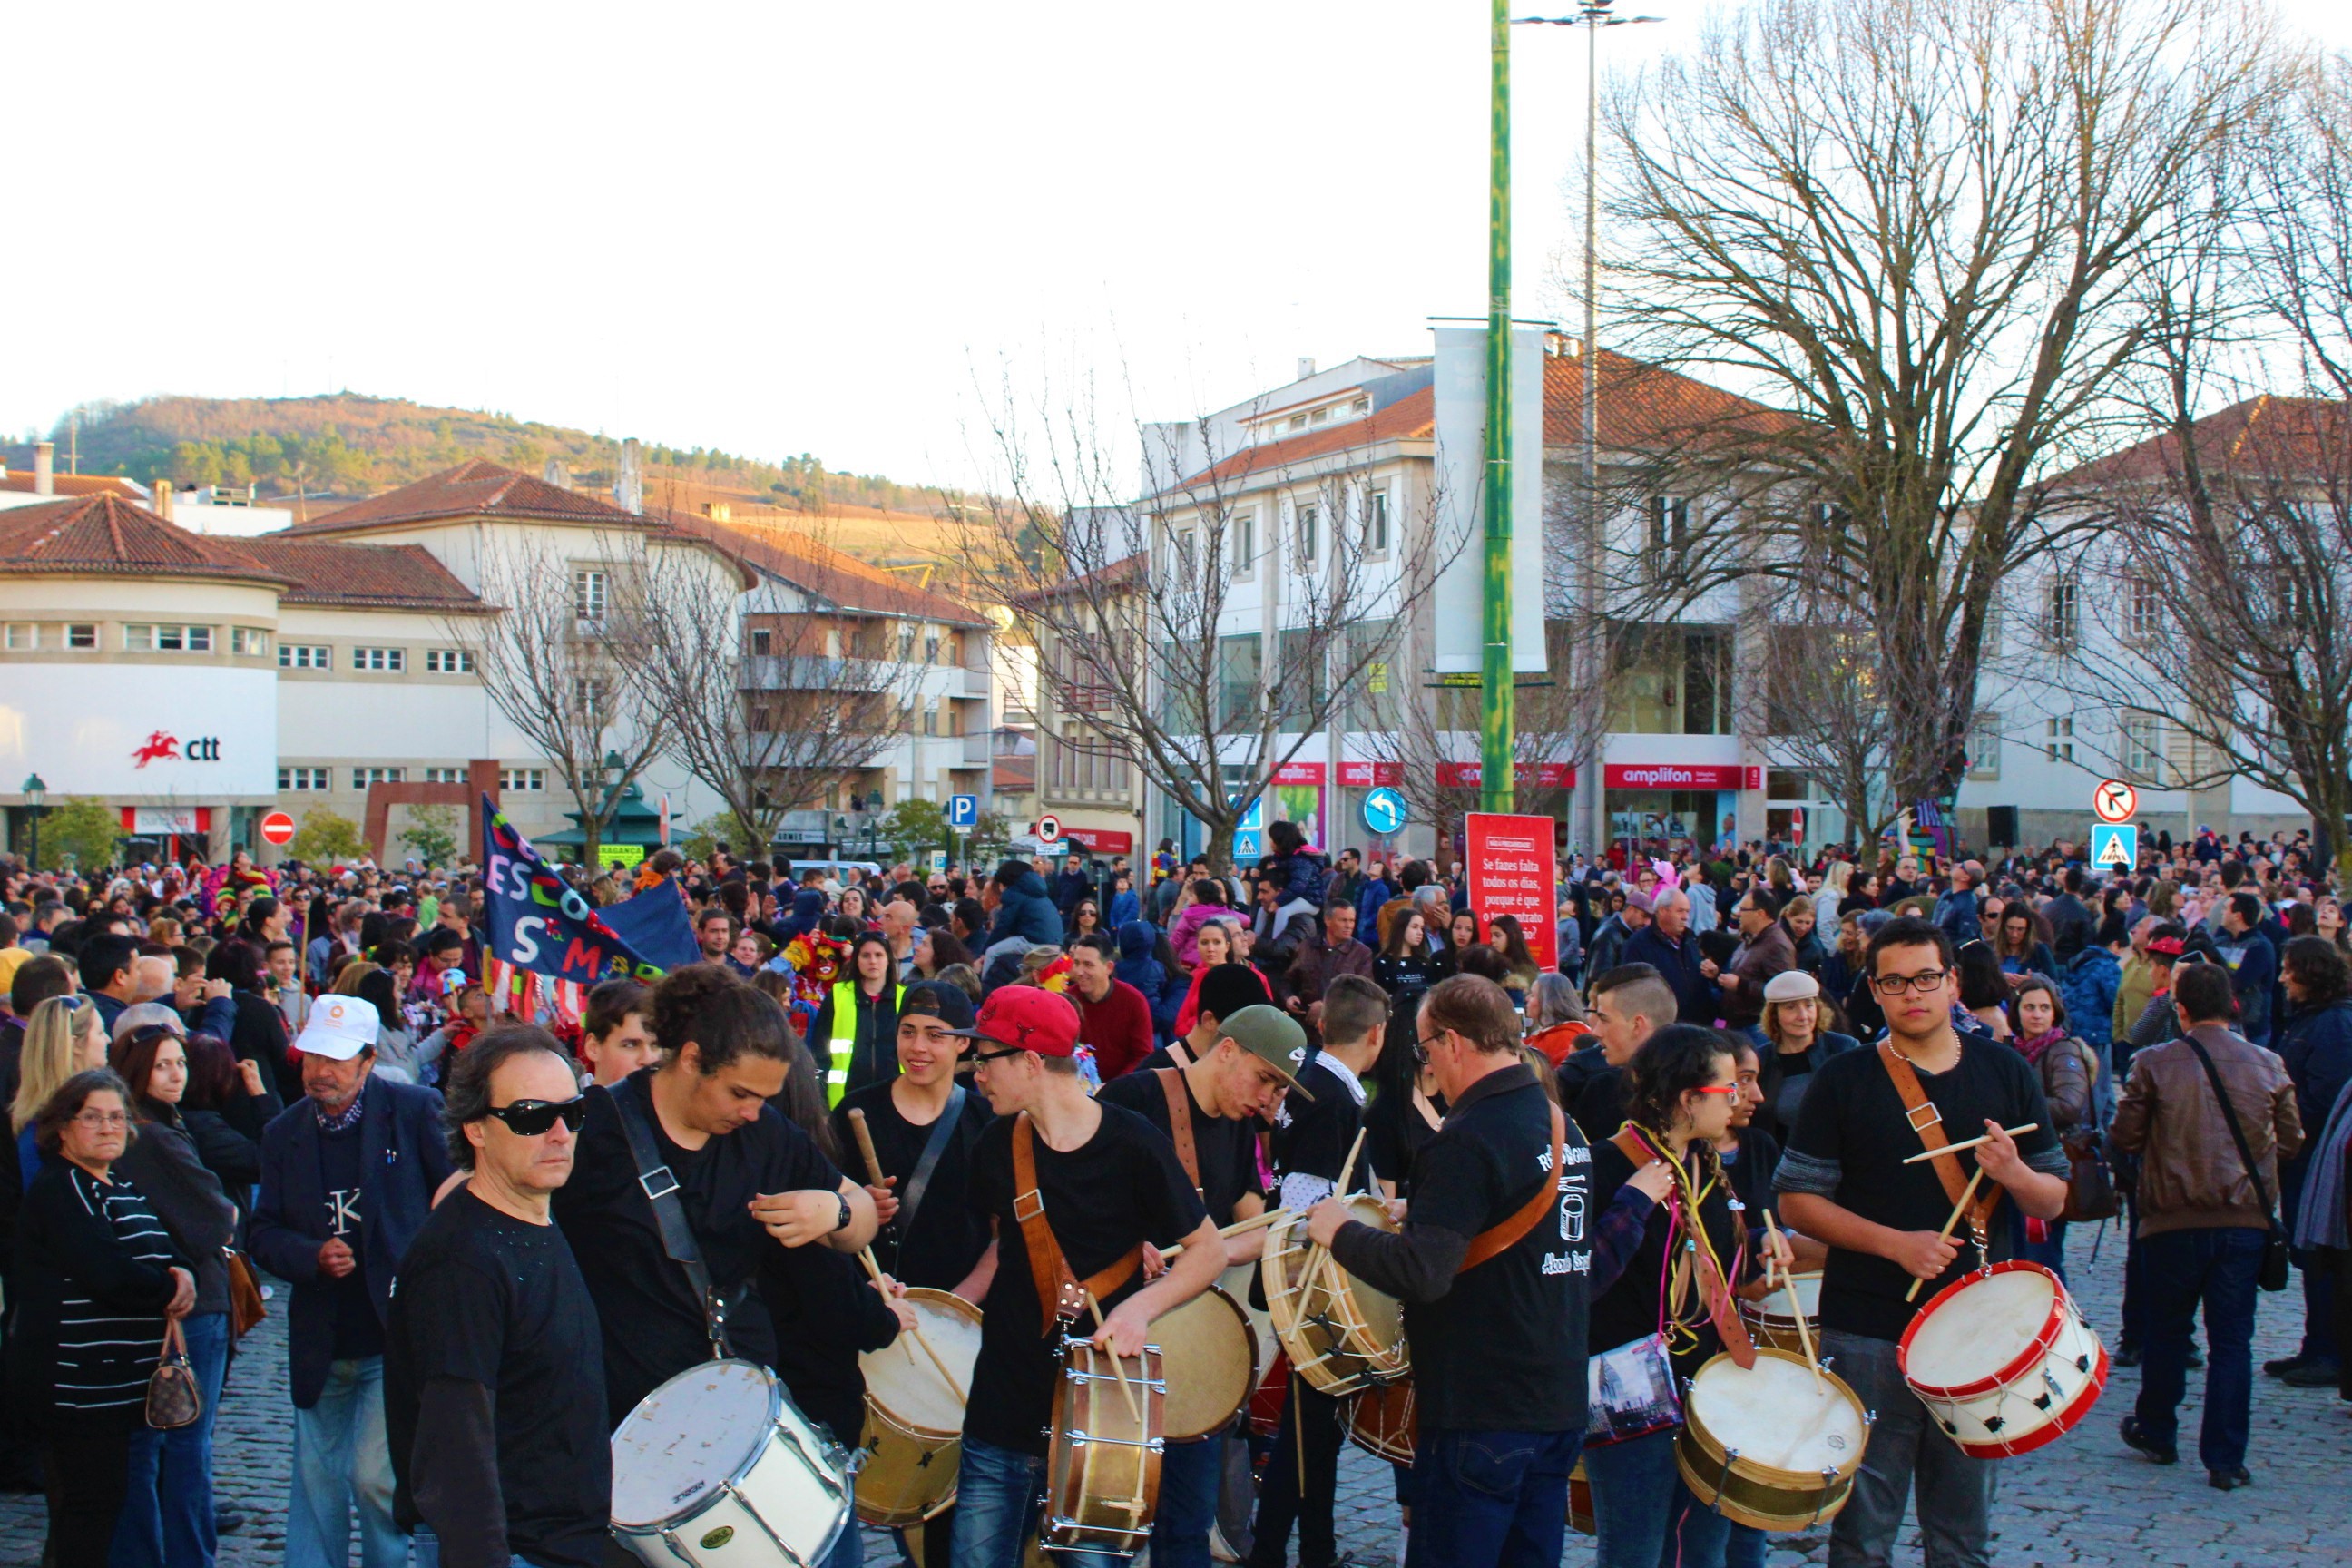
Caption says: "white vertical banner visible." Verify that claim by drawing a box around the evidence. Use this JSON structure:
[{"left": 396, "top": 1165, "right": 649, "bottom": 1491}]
[{"left": 1430, "top": 323, "right": 1549, "bottom": 675}]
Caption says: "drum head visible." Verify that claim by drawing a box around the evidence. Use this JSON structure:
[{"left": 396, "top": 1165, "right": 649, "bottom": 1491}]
[
  {"left": 1688, "top": 1355, "right": 1865, "bottom": 1475},
  {"left": 611, "top": 1359, "right": 777, "bottom": 1528},
  {"left": 861, "top": 1289, "right": 983, "bottom": 1436},
  {"left": 1155, "top": 1288, "right": 1256, "bottom": 1441},
  {"left": 1339, "top": 1196, "right": 1406, "bottom": 1346},
  {"left": 1905, "top": 1266, "right": 2057, "bottom": 1390}
]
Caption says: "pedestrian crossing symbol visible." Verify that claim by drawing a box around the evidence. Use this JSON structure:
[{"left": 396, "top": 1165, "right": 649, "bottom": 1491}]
[{"left": 2089, "top": 822, "right": 2137, "bottom": 870}]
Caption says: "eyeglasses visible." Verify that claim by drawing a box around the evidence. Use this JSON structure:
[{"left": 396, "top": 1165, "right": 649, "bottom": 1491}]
[
  {"left": 1870, "top": 969, "right": 1951, "bottom": 996},
  {"left": 71, "top": 1110, "right": 130, "bottom": 1130},
  {"left": 970, "top": 1043, "right": 1028, "bottom": 1066},
  {"left": 1690, "top": 1083, "right": 1741, "bottom": 1097},
  {"left": 483, "top": 1097, "right": 588, "bottom": 1137}
]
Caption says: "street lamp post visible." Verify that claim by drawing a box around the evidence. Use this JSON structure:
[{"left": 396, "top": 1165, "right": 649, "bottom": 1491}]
[
  {"left": 1481, "top": 0, "right": 1517, "bottom": 818},
  {"left": 22, "top": 773, "right": 46, "bottom": 870}
]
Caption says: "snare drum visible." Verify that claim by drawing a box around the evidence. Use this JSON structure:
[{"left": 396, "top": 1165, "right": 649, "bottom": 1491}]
[
  {"left": 1152, "top": 1285, "right": 1259, "bottom": 1440},
  {"left": 610, "top": 1358, "right": 852, "bottom": 1568},
  {"left": 1043, "top": 1337, "right": 1165, "bottom": 1554},
  {"left": 1343, "top": 1377, "right": 1416, "bottom": 1465},
  {"left": 1898, "top": 1260, "right": 2108, "bottom": 1458},
  {"left": 854, "top": 1289, "right": 984, "bottom": 1526},
  {"left": 1260, "top": 1196, "right": 1409, "bottom": 1396},
  {"left": 1738, "top": 1271, "right": 1822, "bottom": 1355},
  {"left": 1674, "top": 1349, "right": 1869, "bottom": 1532}
]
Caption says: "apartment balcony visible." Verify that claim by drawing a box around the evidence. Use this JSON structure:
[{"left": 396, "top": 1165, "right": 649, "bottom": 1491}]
[{"left": 961, "top": 665, "right": 993, "bottom": 700}]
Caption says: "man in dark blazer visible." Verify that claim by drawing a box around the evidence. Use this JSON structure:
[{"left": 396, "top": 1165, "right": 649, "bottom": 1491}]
[{"left": 251, "top": 993, "right": 455, "bottom": 1568}]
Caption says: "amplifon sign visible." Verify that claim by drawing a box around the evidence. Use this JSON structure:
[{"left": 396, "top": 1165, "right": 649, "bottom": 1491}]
[{"left": 1604, "top": 764, "right": 1762, "bottom": 791}]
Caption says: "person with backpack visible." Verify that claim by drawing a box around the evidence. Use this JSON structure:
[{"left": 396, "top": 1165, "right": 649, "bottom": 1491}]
[{"left": 2004, "top": 974, "right": 2099, "bottom": 1281}]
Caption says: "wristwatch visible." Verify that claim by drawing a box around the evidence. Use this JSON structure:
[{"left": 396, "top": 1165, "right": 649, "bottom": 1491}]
[{"left": 834, "top": 1192, "right": 853, "bottom": 1233}]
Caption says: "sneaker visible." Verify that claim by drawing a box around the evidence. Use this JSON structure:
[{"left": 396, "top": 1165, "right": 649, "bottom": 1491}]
[
  {"left": 2208, "top": 1466, "right": 2252, "bottom": 1491},
  {"left": 2263, "top": 1352, "right": 2314, "bottom": 1377},
  {"left": 2281, "top": 1362, "right": 2342, "bottom": 1388},
  {"left": 215, "top": 1508, "right": 245, "bottom": 1536},
  {"left": 2120, "top": 1416, "right": 2178, "bottom": 1465}
]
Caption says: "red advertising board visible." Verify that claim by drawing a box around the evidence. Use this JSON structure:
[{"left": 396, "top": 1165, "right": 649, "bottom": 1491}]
[
  {"left": 1436, "top": 761, "right": 1577, "bottom": 789},
  {"left": 1059, "top": 828, "right": 1135, "bottom": 855},
  {"left": 1602, "top": 763, "right": 1761, "bottom": 791},
  {"left": 1336, "top": 761, "right": 1406, "bottom": 788},
  {"left": 1465, "top": 812, "right": 1560, "bottom": 971},
  {"left": 1269, "top": 762, "right": 1326, "bottom": 786}
]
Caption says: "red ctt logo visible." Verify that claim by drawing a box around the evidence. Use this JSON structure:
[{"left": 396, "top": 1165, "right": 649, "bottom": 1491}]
[{"left": 131, "top": 731, "right": 219, "bottom": 768}]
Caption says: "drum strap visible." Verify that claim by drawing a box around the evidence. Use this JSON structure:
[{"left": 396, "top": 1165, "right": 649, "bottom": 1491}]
[
  {"left": 1156, "top": 1068, "right": 1203, "bottom": 1198},
  {"left": 1456, "top": 1104, "right": 1568, "bottom": 1272},
  {"left": 897, "top": 1083, "right": 968, "bottom": 1235},
  {"left": 1604, "top": 1125, "right": 1758, "bottom": 1368},
  {"left": 1011, "top": 1112, "right": 1142, "bottom": 1336},
  {"left": 611, "top": 1074, "right": 736, "bottom": 1360},
  {"left": 1877, "top": 1041, "right": 2000, "bottom": 1247}
]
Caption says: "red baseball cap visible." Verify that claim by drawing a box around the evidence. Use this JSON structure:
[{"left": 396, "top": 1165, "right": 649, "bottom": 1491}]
[{"left": 949, "top": 986, "right": 1081, "bottom": 1058}]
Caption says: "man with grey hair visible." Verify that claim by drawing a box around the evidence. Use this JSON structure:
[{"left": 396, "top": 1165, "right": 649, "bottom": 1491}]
[
  {"left": 128, "top": 954, "right": 178, "bottom": 1006},
  {"left": 1622, "top": 888, "right": 1711, "bottom": 1028}
]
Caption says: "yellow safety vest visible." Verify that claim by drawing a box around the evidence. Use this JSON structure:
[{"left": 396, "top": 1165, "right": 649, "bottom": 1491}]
[{"left": 827, "top": 980, "right": 906, "bottom": 1108}]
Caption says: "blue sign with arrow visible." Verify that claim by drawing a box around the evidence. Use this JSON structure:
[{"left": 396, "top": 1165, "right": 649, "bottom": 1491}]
[{"left": 1361, "top": 786, "right": 1408, "bottom": 837}]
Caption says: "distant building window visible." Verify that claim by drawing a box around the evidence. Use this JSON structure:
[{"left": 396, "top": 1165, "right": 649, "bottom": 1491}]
[
  {"left": 926, "top": 634, "right": 942, "bottom": 664},
  {"left": 3, "top": 623, "right": 34, "bottom": 651},
  {"left": 64, "top": 623, "right": 96, "bottom": 651},
  {"left": 2045, "top": 715, "right": 2074, "bottom": 765},
  {"left": 1298, "top": 503, "right": 1320, "bottom": 564},
  {"left": 750, "top": 628, "right": 772, "bottom": 656},
  {"left": 573, "top": 570, "right": 608, "bottom": 622},
  {"left": 1968, "top": 713, "right": 2003, "bottom": 781},
  {"left": 2128, "top": 577, "right": 2162, "bottom": 640},
  {"left": 279, "top": 644, "right": 331, "bottom": 670},
  {"left": 1231, "top": 511, "right": 1257, "bottom": 577},
  {"left": 2121, "top": 712, "right": 2166, "bottom": 780},
  {"left": 125, "top": 623, "right": 211, "bottom": 652},
  {"left": 423, "top": 767, "right": 466, "bottom": 784},
  {"left": 2046, "top": 580, "right": 2080, "bottom": 649},
  {"left": 1367, "top": 489, "right": 1390, "bottom": 553},
  {"left": 353, "top": 647, "right": 405, "bottom": 672},
  {"left": 230, "top": 627, "right": 270, "bottom": 657},
  {"left": 351, "top": 767, "right": 405, "bottom": 789},
  {"left": 278, "top": 767, "right": 329, "bottom": 791},
  {"left": 425, "top": 649, "right": 474, "bottom": 673},
  {"left": 1647, "top": 496, "right": 1690, "bottom": 554},
  {"left": 499, "top": 769, "right": 545, "bottom": 792}
]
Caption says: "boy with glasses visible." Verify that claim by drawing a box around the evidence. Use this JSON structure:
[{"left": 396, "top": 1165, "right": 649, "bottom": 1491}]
[{"left": 1775, "top": 915, "right": 2070, "bottom": 1568}]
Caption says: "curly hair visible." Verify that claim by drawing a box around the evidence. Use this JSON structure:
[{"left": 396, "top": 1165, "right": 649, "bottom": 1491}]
[
  {"left": 1621, "top": 1024, "right": 1739, "bottom": 1140},
  {"left": 649, "top": 963, "right": 794, "bottom": 1073}
]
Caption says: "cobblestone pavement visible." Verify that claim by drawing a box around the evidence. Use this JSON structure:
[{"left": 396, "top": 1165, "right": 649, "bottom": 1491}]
[{"left": 5, "top": 1233, "right": 2347, "bottom": 1566}]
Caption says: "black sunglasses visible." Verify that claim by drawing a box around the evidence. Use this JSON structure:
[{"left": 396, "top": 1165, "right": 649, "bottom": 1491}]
[{"left": 484, "top": 1097, "right": 588, "bottom": 1136}]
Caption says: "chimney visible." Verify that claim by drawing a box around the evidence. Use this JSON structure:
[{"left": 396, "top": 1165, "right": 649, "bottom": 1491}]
[
  {"left": 1297, "top": 357, "right": 1317, "bottom": 381},
  {"left": 32, "top": 442, "right": 54, "bottom": 495},
  {"left": 154, "top": 482, "right": 174, "bottom": 522},
  {"left": 543, "top": 457, "right": 572, "bottom": 492},
  {"left": 615, "top": 439, "right": 643, "bottom": 515}
]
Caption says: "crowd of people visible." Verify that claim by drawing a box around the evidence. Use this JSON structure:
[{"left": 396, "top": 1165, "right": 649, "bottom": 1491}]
[{"left": 0, "top": 814, "right": 2341, "bottom": 1568}]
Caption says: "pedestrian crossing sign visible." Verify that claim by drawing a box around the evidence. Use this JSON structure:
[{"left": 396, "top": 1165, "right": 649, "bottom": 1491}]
[{"left": 2090, "top": 822, "right": 2137, "bottom": 869}]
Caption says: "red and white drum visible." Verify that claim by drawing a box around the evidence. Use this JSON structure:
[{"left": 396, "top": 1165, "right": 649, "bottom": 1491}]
[{"left": 1897, "top": 1261, "right": 2109, "bottom": 1458}]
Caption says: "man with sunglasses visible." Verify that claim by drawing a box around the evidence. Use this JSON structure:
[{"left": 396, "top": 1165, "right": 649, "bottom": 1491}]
[
  {"left": 386, "top": 1026, "right": 604, "bottom": 1568},
  {"left": 1776, "top": 915, "right": 2069, "bottom": 1568}
]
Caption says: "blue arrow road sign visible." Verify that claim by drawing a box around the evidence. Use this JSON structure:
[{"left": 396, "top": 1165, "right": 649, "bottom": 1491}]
[
  {"left": 1361, "top": 787, "right": 1408, "bottom": 837},
  {"left": 946, "top": 794, "right": 979, "bottom": 830}
]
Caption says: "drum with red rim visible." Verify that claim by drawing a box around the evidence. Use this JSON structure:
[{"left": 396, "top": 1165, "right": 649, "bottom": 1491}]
[{"left": 1897, "top": 1260, "right": 2108, "bottom": 1459}]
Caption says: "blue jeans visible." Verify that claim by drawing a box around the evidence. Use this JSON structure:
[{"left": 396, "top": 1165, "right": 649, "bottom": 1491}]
[
  {"left": 1724, "top": 1524, "right": 1769, "bottom": 1568},
  {"left": 2135, "top": 1226, "right": 2264, "bottom": 1473},
  {"left": 1404, "top": 1427, "right": 1582, "bottom": 1568},
  {"left": 948, "top": 1436, "right": 1121, "bottom": 1568},
  {"left": 1582, "top": 1426, "right": 1730, "bottom": 1568},
  {"left": 1151, "top": 1433, "right": 1220, "bottom": 1568},
  {"left": 285, "top": 1356, "right": 409, "bottom": 1568},
  {"left": 113, "top": 1311, "right": 230, "bottom": 1568}
]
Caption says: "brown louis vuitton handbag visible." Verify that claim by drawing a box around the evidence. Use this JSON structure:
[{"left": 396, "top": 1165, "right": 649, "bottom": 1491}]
[{"left": 146, "top": 1319, "right": 204, "bottom": 1431}]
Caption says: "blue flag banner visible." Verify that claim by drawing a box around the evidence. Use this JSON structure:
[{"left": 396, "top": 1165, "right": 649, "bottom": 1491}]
[
  {"left": 481, "top": 795, "right": 670, "bottom": 986},
  {"left": 600, "top": 876, "right": 701, "bottom": 971}
]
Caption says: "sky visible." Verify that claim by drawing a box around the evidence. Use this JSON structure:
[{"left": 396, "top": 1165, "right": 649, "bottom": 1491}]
[{"left": 9, "top": 1, "right": 2352, "bottom": 495}]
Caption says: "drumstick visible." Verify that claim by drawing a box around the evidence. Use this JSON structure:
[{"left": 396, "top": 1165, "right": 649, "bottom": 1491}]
[
  {"left": 858, "top": 1248, "right": 965, "bottom": 1399},
  {"left": 1085, "top": 1291, "right": 1146, "bottom": 1427},
  {"left": 1334, "top": 1127, "right": 1367, "bottom": 1197},
  {"left": 1899, "top": 1124, "right": 2038, "bottom": 1165},
  {"left": 1300, "top": 1129, "right": 1373, "bottom": 1306},
  {"left": 847, "top": 1107, "right": 889, "bottom": 1188},
  {"left": 1161, "top": 1207, "right": 1295, "bottom": 1259},
  {"left": 1905, "top": 1164, "right": 1988, "bottom": 1303},
  {"left": 1763, "top": 1212, "right": 1822, "bottom": 1388}
]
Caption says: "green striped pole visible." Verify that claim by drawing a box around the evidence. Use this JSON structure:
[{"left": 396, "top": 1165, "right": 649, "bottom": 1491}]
[{"left": 1482, "top": 0, "right": 1516, "bottom": 816}]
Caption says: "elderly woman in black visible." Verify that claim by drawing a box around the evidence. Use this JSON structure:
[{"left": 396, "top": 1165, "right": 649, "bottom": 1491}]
[{"left": 7, "top": 1070, "right": 195, "bottom": 1567}]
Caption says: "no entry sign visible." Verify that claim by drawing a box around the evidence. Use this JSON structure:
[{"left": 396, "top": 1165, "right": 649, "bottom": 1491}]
[{"left": 260, "top": 810, "right": 297, "bottom": 846}]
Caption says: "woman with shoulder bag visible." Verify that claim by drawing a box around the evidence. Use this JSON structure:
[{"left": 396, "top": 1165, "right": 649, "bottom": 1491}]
[
  {"left": 2007, "top": 974, "right": 2097, "bottom": 1282},
  {"left": 7, "top": 1070, "right": 196, "bottom": 1568},
  {"left": 108, "top": 1017, "right": 240, "bottom": 1568}
]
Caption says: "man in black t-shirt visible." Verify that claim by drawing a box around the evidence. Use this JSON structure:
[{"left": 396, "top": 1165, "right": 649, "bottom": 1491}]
[
  {"left": 944, "top": 986, "right": 1220, "bottom": 1568},
  {"left": 1777, "top": 916, "right": 2068, "bottom": 1568},
  {"left": 387, "top": 1027, "right": 607, "bottom": 1568},
  {"left": 1313, "top": 975, "right": 1591, "bottom": 1568},
  {"left": 1099, "top": 1003, "right": 1310, "bottom": 1568}
]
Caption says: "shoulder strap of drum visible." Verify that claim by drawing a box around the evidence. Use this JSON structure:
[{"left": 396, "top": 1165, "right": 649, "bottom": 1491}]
[
  {"left": 611, "top": 1076, "right": 733, "bottom": 1359},
  {"left": 1156, "top": 1067, "right": 1202, "bottom": 1197},
  {"left": 1011, "top": 1111, "right": 1141, "bottom": 1336},
  {"left": 1608, "top": 1121, "right": 1758, "bottom": 1367},
  {"left": 1877, "top": 1040, "right": 2000, "bottom": 1240},
  {"left": 1610, "top": 1125, "right": 1656, "bottom": 1168},
  {"left": 897, "top": 1083, "right": 967, "bottom": 1234},
  {"left": 1458, "top": 1104, "right": 1567, "bottom": 1273}
]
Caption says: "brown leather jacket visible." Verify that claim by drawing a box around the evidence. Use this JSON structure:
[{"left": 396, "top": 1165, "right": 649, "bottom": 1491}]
[{"left": 2111, "top": 1023, "right": 2303, "bottom": 1237}]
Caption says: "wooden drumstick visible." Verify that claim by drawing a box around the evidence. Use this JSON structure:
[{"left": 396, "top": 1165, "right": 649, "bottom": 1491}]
[
  {"left": 1085, "top": 1291, "right": 1146, "bottom": 1426},
  {"left": 1301, "top": 1128, "right": 1373, "bottom": 1305},
  {"left": 1899, "top": 1124, "right": 2037, "bottom": 1164},
  {"left": 1906, "top": 1164, "right": 1988, "bottom": 1303},
  {"left": 1334, "top": 1127, "right": 1367, "bottom": 1197},
  {"left": 847, "top": 1106, "right": 888, "bottom": 1188},
  {"left": 859, "top": 1248, "right": 965, "bottom": 1399},
  {"left": 1161, "top": 1207, "right": 1294, "bottom": 1259},
  {"left": 1763, "top": 1211, "right": 1821, "bottom": 1387}
]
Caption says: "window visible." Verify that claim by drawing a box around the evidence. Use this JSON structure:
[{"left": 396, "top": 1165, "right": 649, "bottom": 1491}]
[
  {"left": 278, "top": 767, "right": 329, "bottom": 791},
  {"left": 498, "top": 768, "right": 545, "bottom": 793},
  {"left": 2121, "top": 712, "right": 2166, "bottom": 780},
  {"left": 279, "top": 644, "right": 330, "bottom": 669},
  {"left": 750, "top": 628, "right": 772, "bottom": 657},
  {"left": 230, "top": 627, "right": 270, "bottom": 657},
  {"left": 1366, "top": 488, "right": 1391, "bottom": 553},
  {"left": 424, "top": 767, "right": 466, "bottom": 784},
  {"left": 1647, "top": 496, "right": 1690, "bottom": 555},
  {"left": 2128, "top": 577, "right": 2162, "bottom": 640},
  {"left": 1173, "top": 526, "right": 1197, "bottom": 575},
  {"left": 573, "top": 569, "right": 609, "bottom": 622},
  {"left": 1967, "top": 712, "right": 2003, "bottom": 780},
  {"left": 2045, "top": 715, "right": 2075, "bottom": 765},
  {"left": 921, "top": 633, "right": 938, "bottom": 664},
  {"left": 1274, "top": 628, "right": 1329, "bottom": 734},
  {"left": 353, "top": 647, "right": 405, "bottom": 671},
  {"left": 1297, "top": 503, "right": 1319, "bottom": 564},
  {"left": 897, "top": 627, "right": 916, "bottom": 662},
  {"left": 3, "top": 623, "right": 34, "bottom": 651},
  {"left": 1231, "top": 510, "right": 1257, "bottom": 577},
  {"left": 352, "top": 767, "right": 406, "bottom": 789},
  {"left": 573, "top": 675, "right": 609, "bottom": 720},
  {"left": 64, "top": 623, "right": 96, "bottom": 650},
  {"left": 425, "top": 649, "right": 475, "bottom": 673},
  {"left": 1216, "top": 633, "right": 1262, "bottom": 728},
  {"left": 2046, "top": 579, "right": 2080, "bottom": 649},
  {"left": 124, "top": 623, "right": 211, "bottom": 652},
  {"left": 922, "top": 700, "right": 938, "bottom": 736}
]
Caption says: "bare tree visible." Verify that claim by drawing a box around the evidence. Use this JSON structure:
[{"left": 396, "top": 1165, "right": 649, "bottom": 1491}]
[
  {"left": 1600, "top": 0, "right": 2272, "bottom": 813},
  {"left": 444, "top": 530, "right": 666, "bottom": 865},
  {"left": 1736, "top": 585, "right": 1903, "bottom": 848}
]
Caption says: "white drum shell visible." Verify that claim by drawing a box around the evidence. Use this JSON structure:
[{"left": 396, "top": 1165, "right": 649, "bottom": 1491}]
[
  {"left": 1900, "top": 1264, "right": 2108, "bottom": 1458},
  {"left": 610, "top": 1359, "right": 851, "bottom": 1568}
]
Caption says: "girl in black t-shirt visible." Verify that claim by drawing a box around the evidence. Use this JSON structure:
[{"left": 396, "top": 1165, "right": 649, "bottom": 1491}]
[{"left": 1363, "top": 1007, "right": 1446, "bottom": 1201}]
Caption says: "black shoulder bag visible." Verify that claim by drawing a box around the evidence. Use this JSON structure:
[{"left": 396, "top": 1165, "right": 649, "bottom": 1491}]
[
  {"left": 611, "top": 1075, "right": 744, "bottom": 1356},
  {"left": 2180, "top": 1034, "right": 2292, "bottom": 1292}
]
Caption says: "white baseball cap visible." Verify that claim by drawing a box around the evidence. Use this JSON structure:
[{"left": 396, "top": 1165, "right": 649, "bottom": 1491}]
[{"left": 296, "top": 994, "right": 380, "bottom": 1061}]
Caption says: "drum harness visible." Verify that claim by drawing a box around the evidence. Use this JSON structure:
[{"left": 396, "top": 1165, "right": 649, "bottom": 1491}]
[
  {"left": 612, "top": 1074, "right": 746, "bottom": 1361},
  {"left": 1877, "top": 1043, "right": 2002, "bottom": 1269},
  {"left": 1011, "top": 1112, "right": 1142, "bottom": 1336}
]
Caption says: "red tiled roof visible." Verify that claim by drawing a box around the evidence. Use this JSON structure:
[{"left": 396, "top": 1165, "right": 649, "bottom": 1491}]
[
  {"left": 1181, "top": 388, "right": 1436, "bottom": 489},
  {"left": 236, "top": 538, "right": 485, "bottom": 611},
  {"left": 0, "top": 471, "right": 144, "bottom": 499},
  {"left": 1014, "top": 552, "right": 1145, "bottom": 610},
  {"left": 2048, "top": 396, "right": 2351, "bottom": 491},
  {"left": 661, "top": 508, "right": 987, "bottom": 625},
  {"left": 290, "top": 459, "right": 652, "bottom": 534},
  {"left": 993, "top": 756, "right": 1036, "bottom": 793},
  {"left": 0, "top": 495, "right": 287, "bottom": 587}
]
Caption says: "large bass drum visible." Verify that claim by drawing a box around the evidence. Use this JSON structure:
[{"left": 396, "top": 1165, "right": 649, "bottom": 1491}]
[
  {"left": 1259, "top": 1195, "right": 1408, "bottom": 1396},
  {"left": 854, "top": 1289, "right": 984, "bottom": 1526},
  {"left": 610, "top": 1358, "right": 851, "bottom": 1568}
]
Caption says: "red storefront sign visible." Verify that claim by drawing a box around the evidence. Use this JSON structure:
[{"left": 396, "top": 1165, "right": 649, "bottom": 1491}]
[
  {"left": 1436, "top": 761, "right": 1576, "bottom": 789},
  {"left": 1336, "top": 761, "right": 1405, "bottom": 788},
  {"left": 1603, "top": 763, "right": 1762, "bottom": 791},
  {"left": 1059, "top": 828, "right": 1135, "bottom": 855},
  {"left": 1465, "top": 813, "right": 1560, "bottom": 970}
]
